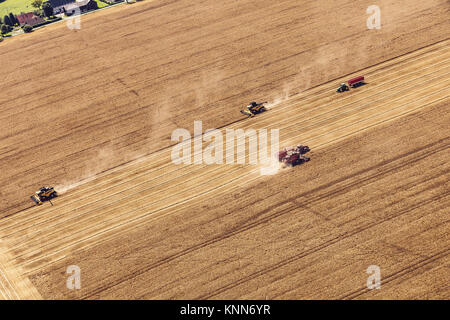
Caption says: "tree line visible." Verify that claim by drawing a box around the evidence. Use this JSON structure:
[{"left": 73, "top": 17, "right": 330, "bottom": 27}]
[{"left": 0, "top": 0, "right": 54, "bottom": 35}]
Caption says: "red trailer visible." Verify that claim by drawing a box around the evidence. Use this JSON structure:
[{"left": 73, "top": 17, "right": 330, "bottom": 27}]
[{"left": 348, "top": 76, "right": 365, "bottom": 88}]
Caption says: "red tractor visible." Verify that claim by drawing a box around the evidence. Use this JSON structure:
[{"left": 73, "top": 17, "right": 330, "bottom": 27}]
[{"left": 278, "top": 145, "right": 311, "bottom": 167}]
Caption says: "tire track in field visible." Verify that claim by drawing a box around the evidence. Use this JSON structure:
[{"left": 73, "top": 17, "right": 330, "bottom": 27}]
[
  {"left": 78, "top": 136, "right": 448, "bottom": 298},
  {"left": 198, "top": 193, "right": 449, "bottom": 300},
  {"left": 133, "top": 166, "right": 449, "bottom": 299},
  {"left": 340, "top": 249, "right": 450, "bottom": 300}
]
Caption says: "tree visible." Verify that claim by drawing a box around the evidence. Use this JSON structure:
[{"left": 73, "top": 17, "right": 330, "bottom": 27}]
[
  {"left": 34, "top": 9, "right": 44, "bottom": 18},
  {"left": 42, "top": 2, "right": 54, "bottom": 18},
  {"left": 31, "top": 0, "right": 44, "bottom": 9},
  {"left": 9, "top": 13, "right": 17, "bottom": 26},
  {"left": 1, "top": 24, "right": 9, "bottom": 35},
  {"left": 22, "top": 24, "right": 33, "bottom": 33},
  {"left": 3, "top": 15, "right": 12, "bottom": 26}
]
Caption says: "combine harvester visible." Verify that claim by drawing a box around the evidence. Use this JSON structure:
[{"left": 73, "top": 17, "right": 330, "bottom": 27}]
[
  {"left": 240, "top": 101, "right": 268, "bottom": 117},
  {"left": 30, "top": 186, "right": 58, "bottom": 206},
  {"left": 336, "top": 75, "right": 365, "bottom": 92},
  {"left": 278, "top": 145, "right": 311, "bottom": 167}
]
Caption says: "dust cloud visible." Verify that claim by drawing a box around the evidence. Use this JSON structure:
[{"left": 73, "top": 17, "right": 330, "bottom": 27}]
[{"left": 55, "top": 145, "right": 116, "bottom": 194}]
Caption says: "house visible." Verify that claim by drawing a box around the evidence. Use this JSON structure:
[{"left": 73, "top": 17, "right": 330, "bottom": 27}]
[
  {"left": 64, "top": 0, "right": 98, "bottom": 16},
  {"left": 50, "top": 0, "right": 98, "bottom": 15},
  {"left": 49, "top": 0, "right": 76, "bottom": 14},
  {"left": 16, "top": 12, "right": 45, "bottom": 26},
  {"left": 49, "top": 0, "right": 76, "bottom": 5},
  {"left": 59, "top": 0, "right": 98, "bottom": 16}
]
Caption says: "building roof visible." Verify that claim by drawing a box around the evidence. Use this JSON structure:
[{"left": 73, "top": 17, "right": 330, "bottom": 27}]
[
  {"left": 49, "top": 0, "right": 76, "bottom": 7},
  {"left": 16, "top": 12, "right": 45, "bottom": 26},
  {"left": 65, "top": 0, "right": 92, "bottom": 11}
]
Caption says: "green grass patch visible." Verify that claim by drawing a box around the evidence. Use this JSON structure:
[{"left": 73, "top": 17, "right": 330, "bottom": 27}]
[
  {"left": 95, "top": 0, "right": 110, "bottom": 9},
  {"left": 0, "top": 0, "right": 35, "bottom": 17}
]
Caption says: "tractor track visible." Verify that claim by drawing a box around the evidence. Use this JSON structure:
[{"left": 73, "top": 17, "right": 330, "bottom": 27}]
[
  {"left": 136, "top": 189, "right": 449, "bottom": 299},
  {"left": 197, "top": 193, "right": 449, "bottom": 300},
  {"left": 340, "top": 249, "right": 450, "bottom": 300},
  {"left": 137, "top": 173, "right": 450, "bottom": 299}
]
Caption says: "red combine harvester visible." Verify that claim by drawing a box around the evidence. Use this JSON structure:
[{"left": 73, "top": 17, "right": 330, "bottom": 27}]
[{"left": 278, "top": 145, "right": 311, "bottom": 167}]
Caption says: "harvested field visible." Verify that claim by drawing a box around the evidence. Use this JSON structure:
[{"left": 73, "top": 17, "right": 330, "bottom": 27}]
[{"left": 0, "top": 0, "right": 449, "bottom": 299}]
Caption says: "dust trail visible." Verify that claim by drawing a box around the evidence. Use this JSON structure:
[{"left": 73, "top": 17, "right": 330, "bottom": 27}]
[
  {"left": 55, "top": 145, "right": 116, "bottom": 194},
  {"left": 258, "top": 158, "right": 283, "bottom": 177},
  {"left": 265, "top": 66, "right": 312, "bottom": 111},
  {"left": 54, "top": 68, "right": 228, "bottom": 195},
  {"left": 265, "top": 87, "right": 290, "bottom": 110},
  {"left": 194, "top": 68, "right": 225, "bottom": 108},
  {"left": 55, "top": 176, "right": 97, "bottom": 195}
]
